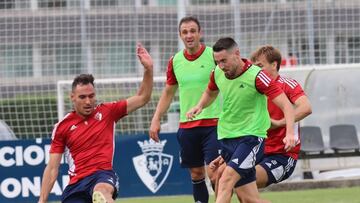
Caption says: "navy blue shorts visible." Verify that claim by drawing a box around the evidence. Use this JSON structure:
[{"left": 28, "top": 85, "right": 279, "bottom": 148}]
[
  {"left": 220, "top": 136, "right": 264, "bottom": 188},
  {"left": 62, "top": 170, "right": 119, "bottom": 203},
  {"left": 177, "top": 126, "right": 220, "bottom": 168},
  {"left": 258, "top": 154, "right": 297, "bottom": 186}
]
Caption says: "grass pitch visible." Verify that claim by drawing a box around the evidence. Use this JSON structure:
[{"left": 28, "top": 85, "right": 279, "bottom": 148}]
[{"left": 118, "top": 186, "right": 360, "bottom": 203}]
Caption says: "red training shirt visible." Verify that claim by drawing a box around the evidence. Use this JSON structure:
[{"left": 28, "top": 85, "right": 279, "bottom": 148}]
[
  {"left": 50, "top": 100, "right": 127, "bottom": 185},
  {"left": 265, "top": 76, "right": 305, "bottom": 160}
]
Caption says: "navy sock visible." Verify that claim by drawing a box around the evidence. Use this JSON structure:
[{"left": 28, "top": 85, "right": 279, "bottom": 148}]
[{"left": 192, "top": 178, "right": 209, "bottom": 203}]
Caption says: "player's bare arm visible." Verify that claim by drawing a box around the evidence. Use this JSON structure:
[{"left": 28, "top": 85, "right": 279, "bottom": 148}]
[
  {"left": 271, "top": 93, "right": 295, "bottom": 152},
  {"left": 270, "top": 95, "right": 312, "bottom": 129},
  {"left": 126, "top": 43, "right": 154, "bottom": 114},
  {"left": 293, "top": 95, "right": 312, "bottom": 121},
  {"left": 269, "top": 118, "right": 285, "bottom": 129},
  {"left": 149, "top": 84, "right": 178, "bottom": 142},
  {"left": 186, "top": 88, "right": 219, "bottom": 120},
  {"left": 38, "top": 153, "right": 63, "bottom": 203}
]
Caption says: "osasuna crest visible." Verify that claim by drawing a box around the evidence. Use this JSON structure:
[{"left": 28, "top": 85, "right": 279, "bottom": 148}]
[{"left": 132, "top": 139, "right": 173, "bottom": 193}]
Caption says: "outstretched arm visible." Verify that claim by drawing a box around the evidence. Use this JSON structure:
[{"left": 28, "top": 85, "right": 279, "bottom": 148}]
[
  {"left": 186, "top": 88, "right": 219, "bottom": 120},
  {"left": 38, "top": 153, "right": 62, "bottom": 203},
  {"left": 126, "top": 43, "right": 154, "bottom": 114}
]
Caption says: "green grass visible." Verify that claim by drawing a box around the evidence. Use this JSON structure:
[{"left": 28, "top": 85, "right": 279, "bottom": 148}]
[
  {"left": 50, "top": 186, "right": 360, "bottom": 203},
  {"left": 261, "top": 187, "right": 360, "bottom": 203},
  {"left": 119, "top": 187, "right": 360, "bottom": 203}
]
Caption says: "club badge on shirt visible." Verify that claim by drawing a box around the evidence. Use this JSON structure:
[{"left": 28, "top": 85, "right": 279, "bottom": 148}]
[
  {"left": 70, "top": 125, "right": 77, "bottom": 131},
  {"left": 94, "top": 112, "right": 103, "bottom": 121}
]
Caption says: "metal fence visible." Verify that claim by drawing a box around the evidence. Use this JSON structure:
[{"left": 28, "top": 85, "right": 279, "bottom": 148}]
[{"left": 0, "top": 0, "right": 359, "bottom": 139}]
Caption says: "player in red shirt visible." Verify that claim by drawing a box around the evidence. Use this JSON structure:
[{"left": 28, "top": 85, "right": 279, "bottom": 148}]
[
  {"left": 38, "top": 43, "right": 154, "bottom": 203},
  {"left": 248, "top": 45, "right": 312, "bottom": 188}
]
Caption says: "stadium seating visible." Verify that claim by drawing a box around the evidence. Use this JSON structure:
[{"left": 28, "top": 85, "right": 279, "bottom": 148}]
[
  {"left": 329, "top": 124, "right": 360, "bottom": 152},
  {"left": 298, "top": 125, "right": 360, "bottom": 180},
  {"left": 300, "top": 126, "right": 325, "bottom": 154}
]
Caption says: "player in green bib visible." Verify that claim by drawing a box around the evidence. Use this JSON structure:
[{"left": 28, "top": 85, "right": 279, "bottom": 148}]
[
  {"left": 187, "top": 37, "right": 296, "bottom": 203},
  {"left": 149, "top": 16, "right": 221, "bottom": 203}
]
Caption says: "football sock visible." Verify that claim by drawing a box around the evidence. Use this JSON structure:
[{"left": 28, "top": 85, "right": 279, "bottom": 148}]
[{"left": 192, "top": 178, "right": 209, "bottom": 203}]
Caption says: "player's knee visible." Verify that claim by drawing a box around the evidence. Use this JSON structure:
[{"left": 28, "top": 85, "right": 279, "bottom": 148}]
[
  {"left": 93, "top": 183, "right": 114, "bottom": 197},
  {"left": 256, "top": 178, "right": 268, "bottom": 189},
  {"left": 218, "top": 173, "right": 233, "bottom": 189},
  {"left": 191, "top": 172, "right": 205, "bottom": 180},
  {"left": 255, "top": 165, "right": 269, "bottom": 188},
  {"left": 190, "top": 167, "right": 206, "bottom": 180}
]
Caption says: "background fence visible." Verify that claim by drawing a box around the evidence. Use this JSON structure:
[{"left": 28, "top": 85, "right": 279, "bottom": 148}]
[
  {"left": 0, "top": 0, "right": 360, "bottom": 139},
  {"left": 55, "top": 65, "right": 360, "bottom": 149}
]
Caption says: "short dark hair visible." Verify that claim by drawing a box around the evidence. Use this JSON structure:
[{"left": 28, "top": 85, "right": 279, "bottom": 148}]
[
  {"left": 178, "top": 16, "right": 201, "bottom": 32},
  {"left": 251, "top": 45, "right": 282, "bottom": 71},
  {"left": 72, "top": 74, "right": 95, "bottom": 91},
  {"left": 212, "top": 37, "right": 238, "bottom": 52}
]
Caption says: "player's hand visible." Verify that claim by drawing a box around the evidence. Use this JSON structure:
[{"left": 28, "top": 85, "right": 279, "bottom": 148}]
[
  {"left": 149, "top": 118, "right": 161, "bottom": 142},
  {"left": 136, "top": 42, "right": 153, "bottom": 71},
  {"left": 209, "top": 156, "right": 224, "bottom": 171},
  {"left": 186, "top": 106, "right": 203, "bottom": 120},
  {"left": 283, "top": 133, "right": 296, "bottom": 152}
]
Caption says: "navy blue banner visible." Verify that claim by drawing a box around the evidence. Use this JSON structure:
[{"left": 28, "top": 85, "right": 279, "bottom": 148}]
[
  {"left": 0, "top": 139, "right": 68, "bottom": 203},
  {"left": 0, "top": 133, "right": 192, "bottom": 203},
  {"left": 116, "top": 133, "right": 192, "bottom": 197}
]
